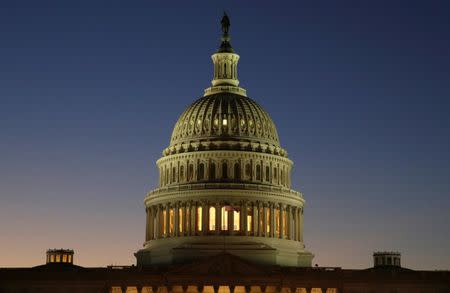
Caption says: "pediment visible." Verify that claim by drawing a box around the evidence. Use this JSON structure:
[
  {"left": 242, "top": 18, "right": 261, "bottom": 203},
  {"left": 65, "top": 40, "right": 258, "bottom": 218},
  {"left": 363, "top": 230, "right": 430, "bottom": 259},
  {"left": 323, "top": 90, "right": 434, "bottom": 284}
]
[{"left": 168, "top": 253, "right": 272, "bottom": 276}]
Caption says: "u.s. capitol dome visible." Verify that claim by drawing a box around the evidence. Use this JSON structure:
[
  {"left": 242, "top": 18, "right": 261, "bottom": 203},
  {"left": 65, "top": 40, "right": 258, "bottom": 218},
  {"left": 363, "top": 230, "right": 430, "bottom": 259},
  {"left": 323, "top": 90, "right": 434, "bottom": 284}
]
[{"left": 136, "top": 13, "right": 313, "bottom": 267}]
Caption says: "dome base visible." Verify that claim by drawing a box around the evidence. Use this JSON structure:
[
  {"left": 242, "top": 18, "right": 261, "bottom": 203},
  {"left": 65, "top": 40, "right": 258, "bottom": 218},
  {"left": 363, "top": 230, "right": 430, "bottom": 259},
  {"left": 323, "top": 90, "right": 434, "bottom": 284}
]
[{"left": 135, "top": 236, "right": 313, "bottom": 267}]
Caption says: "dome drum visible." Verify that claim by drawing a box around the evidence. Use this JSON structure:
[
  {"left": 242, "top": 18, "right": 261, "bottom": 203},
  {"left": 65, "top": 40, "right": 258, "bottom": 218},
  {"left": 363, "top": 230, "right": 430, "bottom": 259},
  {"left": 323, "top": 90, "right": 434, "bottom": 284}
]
[{"left": 157, "top": 150, "right": 293, "bottom": 189}]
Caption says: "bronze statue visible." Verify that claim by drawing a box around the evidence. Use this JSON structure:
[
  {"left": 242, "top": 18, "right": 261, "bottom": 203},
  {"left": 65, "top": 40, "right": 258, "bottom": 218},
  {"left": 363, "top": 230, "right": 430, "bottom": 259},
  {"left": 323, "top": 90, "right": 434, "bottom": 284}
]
[{"left": 221, "top": 12, "right": 230, "bottom": 35}]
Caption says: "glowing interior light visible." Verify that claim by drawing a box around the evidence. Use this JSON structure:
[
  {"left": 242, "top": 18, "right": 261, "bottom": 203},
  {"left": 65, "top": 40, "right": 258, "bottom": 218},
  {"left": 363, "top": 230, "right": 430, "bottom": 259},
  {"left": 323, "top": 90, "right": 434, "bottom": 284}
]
[{"left": 222, "top": 119, "right": 228, "bottom": 126}]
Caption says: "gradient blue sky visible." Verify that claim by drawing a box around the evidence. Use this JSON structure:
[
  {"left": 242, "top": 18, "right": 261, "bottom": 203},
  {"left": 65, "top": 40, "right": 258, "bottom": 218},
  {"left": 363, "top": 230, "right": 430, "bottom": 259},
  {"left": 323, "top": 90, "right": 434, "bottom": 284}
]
[{"left": 1, "top": 1, "right": 449, "bottom": 269}]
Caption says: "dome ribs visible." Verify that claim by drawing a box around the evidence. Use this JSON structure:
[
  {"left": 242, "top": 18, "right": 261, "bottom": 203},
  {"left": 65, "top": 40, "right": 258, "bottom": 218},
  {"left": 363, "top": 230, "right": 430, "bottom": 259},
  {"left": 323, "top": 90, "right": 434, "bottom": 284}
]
[{"left": 168, "top": 93, "right": 282, "bottom": 155}]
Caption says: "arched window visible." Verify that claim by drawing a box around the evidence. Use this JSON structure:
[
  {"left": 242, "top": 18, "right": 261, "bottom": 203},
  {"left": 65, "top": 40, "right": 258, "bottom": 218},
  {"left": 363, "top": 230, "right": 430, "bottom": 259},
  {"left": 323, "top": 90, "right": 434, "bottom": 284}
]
[
  {"left": 245, "top": 163, "right": 251, "bottom": 179},
  {"left": 274, "top": 208, "right": 280, "bottom": 237},
  {"left": 179, "top": 208, "right": 183, "bottom": 233},
  {"left": 198, "top": 163, "right": 205, "bottom": 180},
  {"left": 233, "top": 210, "right": 240, "bottom": 231},
  {"left": 281, "top": 169, "right": 285, "bottom": 186},
  {"left": 179, "top": 165, "right": 184, "bottom": 182},
  {"left": 187, "top": 163, "right": 194, "bottom": 182},
  {"left": 256, "top": 165, "right": 261, "bottom": 181},
  {"left": 169, "top": 208, "right": 174, "bottom": 236},
  {"left": 209, "top": 206, "right": 216, "bottom": 231},
  {"left": 247, "top": 207, "right": 253, "bottom": 233},
  {"left": 265, "top": 166, "right": 270, "bottom": 182},
  {"left": 165, "top": 168, "right": 169, "bottom": 185},
  {"left": 259, "top": 207, "right": 264, "bottom": 234},
  {"left": 172, "top": 167, "right": 176, "bottom": 183},
  {"left": 210, "top": 162, "right": 216, "bottom": 179},
  {"left": 162, "top": 209, "right": 167, "bottom": 236},
  {"left": 222, "top": 162, "right": 228, "bottom": 179},
  {"left": 221, "top": 206, "right": 228, "bottom": 230},
  {"left": 234, "top": 163, "right": 241, "bottom": 180},
  {"left": 274, "top": 167, "right": 278, "bottom": 181},
  {"left": 224, "top": 63, "right": 227, "bottom": 77}
]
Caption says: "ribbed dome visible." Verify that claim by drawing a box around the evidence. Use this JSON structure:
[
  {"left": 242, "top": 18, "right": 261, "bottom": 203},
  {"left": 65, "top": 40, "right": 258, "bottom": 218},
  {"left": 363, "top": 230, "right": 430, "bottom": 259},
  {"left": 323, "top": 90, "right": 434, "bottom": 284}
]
[{"left": 169, "top": 93, "right": 280, "bottom": 149}]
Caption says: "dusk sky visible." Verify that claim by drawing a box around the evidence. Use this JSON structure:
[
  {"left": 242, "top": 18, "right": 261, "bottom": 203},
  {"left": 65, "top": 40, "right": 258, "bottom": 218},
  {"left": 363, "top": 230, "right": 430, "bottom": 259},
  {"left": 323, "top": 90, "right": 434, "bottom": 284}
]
[{"left": 1, "top": 1, "right": 449, "bottom": 269}]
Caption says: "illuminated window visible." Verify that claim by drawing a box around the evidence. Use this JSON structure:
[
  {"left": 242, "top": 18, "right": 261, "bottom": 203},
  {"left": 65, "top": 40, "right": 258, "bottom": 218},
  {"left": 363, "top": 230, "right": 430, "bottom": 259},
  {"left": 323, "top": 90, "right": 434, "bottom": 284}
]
[
  {"left": 185, "top": 208, "right": 190, "bottom": 231},
  {"left": 209, "top": 207, "right": 216, "bottom": 231},
  {"left": 179, "top": 208, "right": 183, "bottom": 233},
  {"left": 222, "top": 118, "right": 228, "bottom": 126},
  {"left": 162, "top": 209, "right": 167, "bottom": 236},
  {"left": 62, "top": 254, "right": 67, "bottom": 263},
  {"left": 197, "top": 206, "right": 202, "bottom": 232},
  {"left": 169, "top": 208, "right": 174, "bottom": 235},
  {"left": 247, "top": 207, "right": 253, "bottom": 232},
  {"left": 275, "top": 208, "right": 280, "bottom": 237},
  {"left": 210, "top": 162, "right": 216, "bottom": 179},
  {"left": 56, "top": 254, "right": 61, "bottom": 262},
  {"left": 198, "top": 163, "right": 205, "bottom": 180},
  {"left": 282, "top": 210, "right": 287, "bottom": 237},
  {"left": 68, "top": 255, "right": 72, "bottom": 263},
  {"left": 266, "top": 208, "right": 270, "bottom": 235},
  {"left": 256, "top": 165, "right": 261, "bottom": 181},
  {"left": 221, "top": 207, "right": 228, "bottom": 230},
  {"left": 50, "top": 255, "right": 55, "bottom": 262},
  {"left": 233, "top": 210, "right": 240, "bottom": 231}
]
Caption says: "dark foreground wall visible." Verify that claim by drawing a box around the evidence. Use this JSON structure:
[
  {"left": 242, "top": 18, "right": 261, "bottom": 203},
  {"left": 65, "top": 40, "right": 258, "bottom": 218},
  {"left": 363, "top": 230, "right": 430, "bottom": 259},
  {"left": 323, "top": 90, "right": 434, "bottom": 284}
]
[{"left": 1, "top": 254, "right": 449, "bottom": 293}]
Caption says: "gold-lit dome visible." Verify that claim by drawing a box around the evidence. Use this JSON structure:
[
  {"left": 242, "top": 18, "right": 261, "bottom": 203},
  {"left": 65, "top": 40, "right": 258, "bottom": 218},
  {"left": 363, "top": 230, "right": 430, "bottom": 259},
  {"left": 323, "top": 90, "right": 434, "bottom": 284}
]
[{"left": 168, "top": 92, "right": 280, "bottom": 152}]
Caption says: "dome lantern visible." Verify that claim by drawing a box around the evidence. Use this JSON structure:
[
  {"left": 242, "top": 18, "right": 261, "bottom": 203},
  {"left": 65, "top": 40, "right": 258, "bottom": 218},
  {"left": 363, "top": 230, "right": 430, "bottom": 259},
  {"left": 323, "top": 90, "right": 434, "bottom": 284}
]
[{"left": 205, "top": 13, "right": 247, "bottom": 97}]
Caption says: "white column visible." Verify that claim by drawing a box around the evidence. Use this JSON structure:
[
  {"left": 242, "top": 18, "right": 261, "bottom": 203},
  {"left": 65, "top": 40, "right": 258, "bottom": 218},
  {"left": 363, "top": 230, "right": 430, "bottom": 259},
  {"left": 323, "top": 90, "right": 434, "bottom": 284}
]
[
  {"left": 145, "top": 207, "right": 150, "bottom": 242},
  {"left": 286, "top": 205, "right": 291, "bottom": 240},
  {"left": 228, "top": 207, "right": 234, "bottom": 235},
  {"left": 155, "top": 205, "right": 161, "bottom": 239},
  {"left": 279, "top": 204, "right": 284, "bottom": 239},
  {"left": 165, "top": 204, "right": 170, "bottom": 237},
  {"left": 181, "top": 202, "right": 186, "bottom": 236},
  {"left": 243, "top": 201, "right": 248, "bottom": 235},
  {"left": 300, "top": 207, "right": 304, "bottom": 242},
  {"left": 263, "top": 203, "right": 268, "bottom": 237},
  {"left": 216, "top": 203, "right": 221, "bottom": 235},
  {"left": 174, "top": 202, "right": 179, "bottom": 237},
  {"left": 202, "top": 201, "right": 208, "bottom": 235},
  {"left": 252, "top": 202, "right": 258, "bottom": 236}
]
